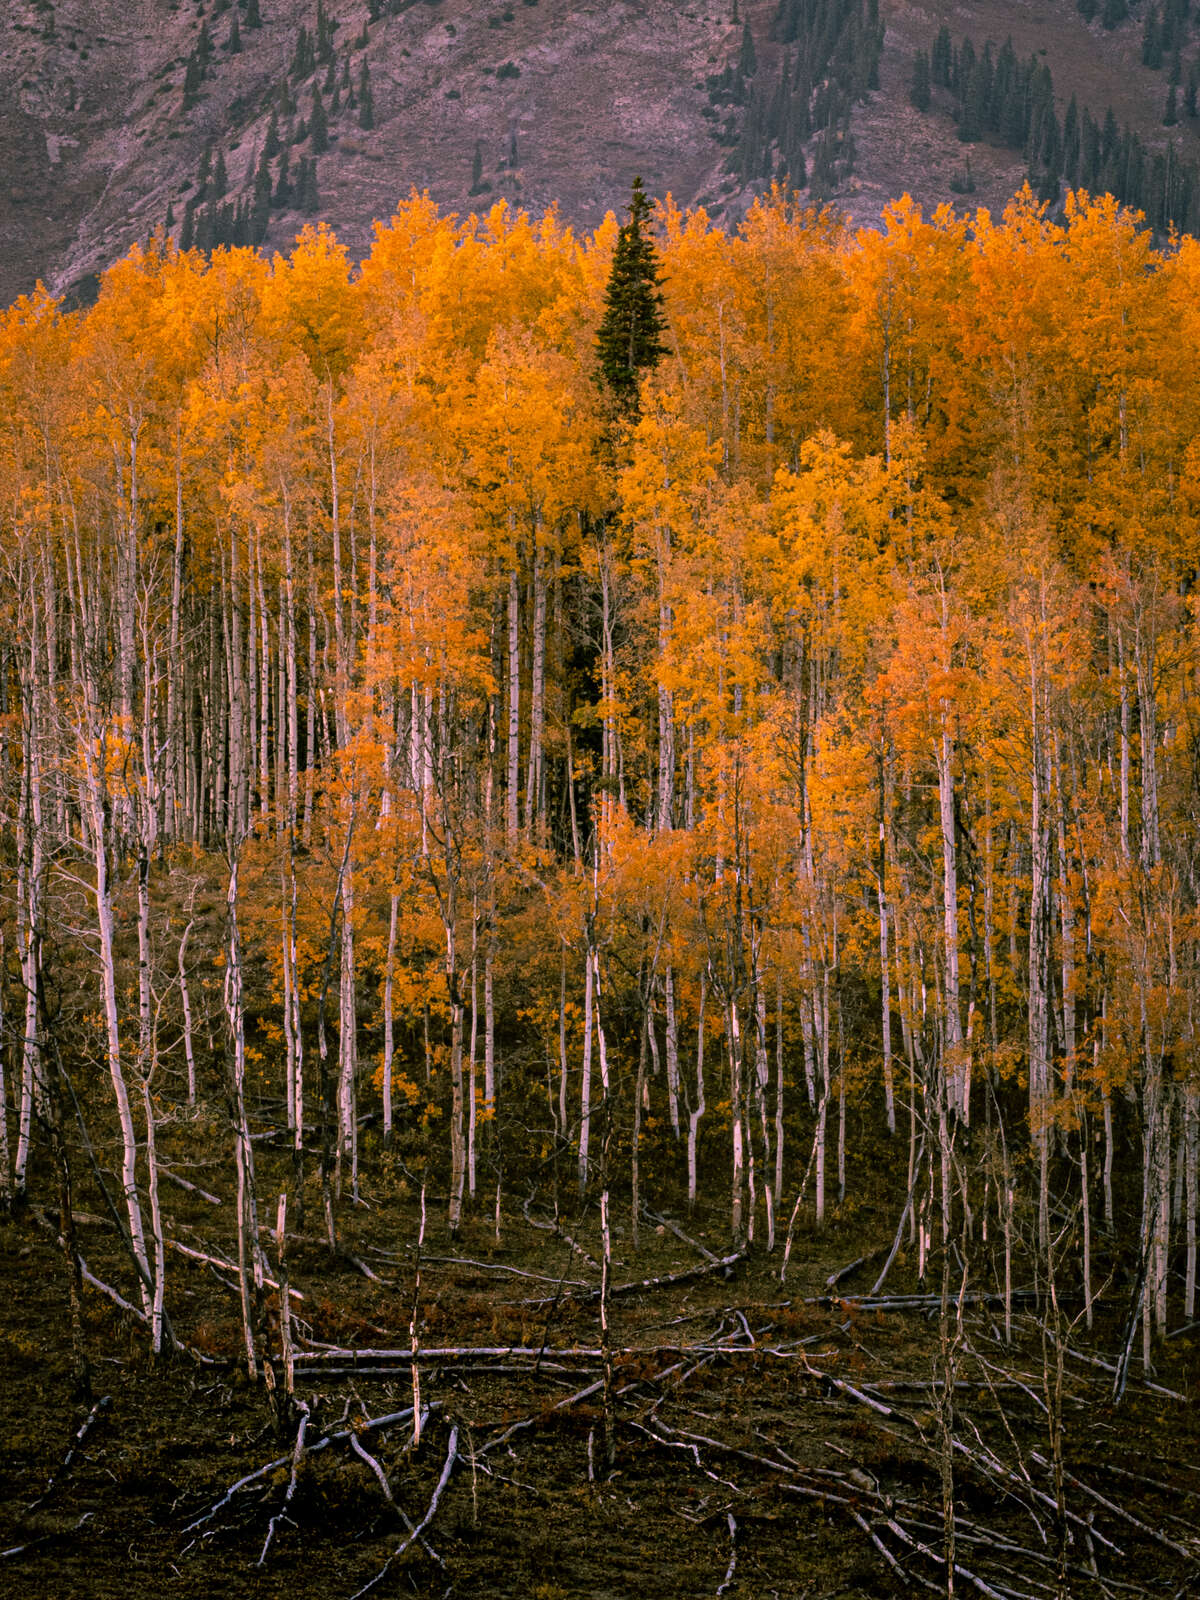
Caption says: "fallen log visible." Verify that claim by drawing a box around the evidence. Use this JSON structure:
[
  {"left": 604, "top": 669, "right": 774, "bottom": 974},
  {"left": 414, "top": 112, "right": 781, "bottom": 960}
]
[
  {"left": 27, "top": 1395, "right": 112, "bottom": 1513},
  {"left": 524, "top": 1250, "right": 745, "bottom": 1308},
  {"left": 349, "top": 1424, "right": 459, "bottom": 1600},
  {"left": 256, "top": 1400, "right": 309, "bottom": 1566}
]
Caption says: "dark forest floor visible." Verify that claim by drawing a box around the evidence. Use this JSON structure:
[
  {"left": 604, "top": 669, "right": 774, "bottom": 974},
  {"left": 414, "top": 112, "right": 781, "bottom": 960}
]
[{"left": 3, "top": 1115, "right": 1200, "bottom": 1600}]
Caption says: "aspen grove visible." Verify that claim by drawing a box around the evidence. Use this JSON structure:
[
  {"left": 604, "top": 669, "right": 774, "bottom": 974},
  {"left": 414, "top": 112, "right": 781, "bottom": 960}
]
[{"left": 2, "top": 181, "right": 1200, "bottom": 1391}]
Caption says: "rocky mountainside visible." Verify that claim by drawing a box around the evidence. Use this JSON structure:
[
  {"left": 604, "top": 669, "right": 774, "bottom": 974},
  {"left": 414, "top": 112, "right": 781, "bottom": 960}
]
[{"left": 3, "top": 0, "right": 1200, "bottom": 306}]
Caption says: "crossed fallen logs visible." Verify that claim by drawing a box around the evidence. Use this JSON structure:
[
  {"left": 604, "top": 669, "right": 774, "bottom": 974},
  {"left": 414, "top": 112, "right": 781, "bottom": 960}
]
[{"left": 166, "top": 1312, "right": 1200, "bottom": 1600}]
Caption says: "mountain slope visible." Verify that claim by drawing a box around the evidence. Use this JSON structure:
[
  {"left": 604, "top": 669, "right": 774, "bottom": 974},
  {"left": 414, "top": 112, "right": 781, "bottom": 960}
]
[{"left": 2, "top": 0, "right": 1198, "bottom": 306}]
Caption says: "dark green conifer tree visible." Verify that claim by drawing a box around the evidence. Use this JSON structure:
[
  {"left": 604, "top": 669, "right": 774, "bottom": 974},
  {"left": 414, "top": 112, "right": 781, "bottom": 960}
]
[
  {"left": 264, "top": 108, "right": 280, "bottom": 160},
  {"left": 932, "top": 25, "right": 952, "bottom": 86},
  {"left": 595, "top": 176, "right": 669, "bottom": 415},
  {"left": 229, "top": 9, "right": 241, "bottom": 52},
  {"left": 183, "top": 52, "right": 203, "bottom": 108},
  {"left": 245, "top": 0, "right": 262, "bottom": 29},
  {"left": 1102, "top": 0, "right": 1128, "bottom": 29},
  {"left": 274, "top": 146, "right": 292, "bottom": 206},
  {"left": 1144, "top": 5, "right": 1164, "bottom": 68},
  {"left": 358, "top": 59, "right": 374, "bottom": 129},
  {"left": 300, "top": 157, "right": 320, "bottom": 214},
  {"left": 251, "top": 147, "right": 272, "bottom": 240},
  {"left": 909, "top": 49, "right": 931, "bottom": 111},
  {"left": 310, "top": 85, "right": 328, "bottom": 153}
]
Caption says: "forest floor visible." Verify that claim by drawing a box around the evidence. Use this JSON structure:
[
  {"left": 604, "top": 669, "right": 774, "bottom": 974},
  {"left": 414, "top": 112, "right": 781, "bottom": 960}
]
[{"left": 3, "top": 1117, "right": 1200, "bottom": 1600}]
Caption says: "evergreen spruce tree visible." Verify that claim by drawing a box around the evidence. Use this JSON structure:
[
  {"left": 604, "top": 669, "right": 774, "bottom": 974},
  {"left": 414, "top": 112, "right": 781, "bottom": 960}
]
[
  {"left": 292, "top": 25, "right": 314, "bottom": 78},
  {"left": 316, "top": 0, "right": 335, "bottom": 64},
  {"left": 245, "top": 0, "right": 262, "bottom": 29},
  {"left": 358, "top": 59, "right": 375, "bottom": 129},
  {"left": 264, "top": 108, "right": 280, "bottom": 160},
  {"left": 932, "top": 26, "right": 953, "bottom": 86},
  {"left": 909, "top": 48, "right": 931, "bottom": 111},
  {"left": 212, "top": 148, "right": 228, "bottom": 199},
  {"left": 1078, "top": 0, "right": 1098, "bottom": 18},
  {"left": 229, "top": 9, "right": 241, "bottom": 52},
  {"left": 1143, "top": 5, "right": 1164, "bottom": 68},
  {"left": 595, "top": 176, "right": 669, "bottom": 415},
  {"left": 1165, "top": 82, "right": 1179, "bottom": 123},
  {"left": 252, "top": 147, "right": 272, "bottom": 240},
  {"left": 310, "top": 85, "right": 328, "bottom": 153},
  {"left": 300, "top": 157, "right": 320, "bottom": 214},
  {"left": 183, "top": 52, "right": 203, "bottom": 109},
  {"left": 274, "top": 146, "right": 292, "bottom": 206},
  {"left": 1102, "top": 0, "right": 1128, "bottom": 29}
]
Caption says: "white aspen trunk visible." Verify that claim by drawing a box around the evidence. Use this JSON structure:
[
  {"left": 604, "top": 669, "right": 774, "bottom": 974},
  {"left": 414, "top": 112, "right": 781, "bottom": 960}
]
[
  {"left": 484, "top": 921, "right": 496, "bottom": 1135},
  {"left": 525, "top": 532, "right": 546, "bottom": 838},
  {"left": 468, "top": 925, "right": 478, "bottom": 1198},
  {"left": 728, "top": 994, "right": 745, "bottom": 1246},
  {"left": 1080, "top": 1120, "right": 1093, "bottom": 1331},
  {"left": 224, "top": 860, "right": 260, "bottom": 1379},
  {"left": 506, "top": 563, "right": 520, "bottom": 841},
  {"left": 1028, "top": 657, "right": 1052, "bottom": 1254},
  {"left": 687, "top": 973, "right": 707, "bottom": 1211},
  {"left": 579, "top": 929, "right": 594, "bottom": 1195},
  {"left": 1135, "top": 631, "right": 1161, "bottom": 869},
  {"left": 141, "top": 1073, "right": 165, "bottom": 1357},
  {"left": 558, "top": 948, "right": 570, "bottom": 1142},
  {"left": 815, "top": 967, "right": 830, "bottom": 1227},
  {"left": 383, "top": 889, "right": 399, "bottom": 1144},
  {"left": 166, "top": 431, "right": 186, "bottom": 837},
  {"left": 256, "top": 533, "right": 271, "bottom": 818},
  {"left": 276, "top": 1193, "right": 294, "bottom": 1395},
  {"left": 774, "top": 970, "right": 785, "bottom": 1204},
  {"left": 754, "top": 978, "right": 775, "bottom": 1249},
  {"left": 282, "top": 508, "right": 300, "bottom": 830},
  {"left": 337, "top": 863, "right": 359, "bottom": 1198},
  {"left": 1103, "top": 1082, "right": 1114, "bottom": 1230},
  {"left": 878, "top": 864, "right": 896, "bottom": 1135},
  {"left": 1154, "top": 1092, "right": 1171, "bottom": 1332},
  {"left": 664, "top": 965, "right": 680, "bottom": 1138},
  {"left": 1118, "top": 629, "right": 1131, "bottom": 861},
  {"left": 1052, "top": 749, "right": 1076, "bottom": 1096},
  {"left": 937, "top": 720, "right": 965, "bottom": 1121},
  {"left": 84, "top": 752, "right": 153, "bottom": 1316},
  {"left": 14, "top": 674, "right": 43, "bottom": 1199},
  {"left": 178, "top": 920, "right": 196, "bottom": 1107},
  {"left": 446, "top": 912, "right": 466, "bottom": 1236},
  {"left": 0, "top": 930, "right": 10, "bottom": 1210}
]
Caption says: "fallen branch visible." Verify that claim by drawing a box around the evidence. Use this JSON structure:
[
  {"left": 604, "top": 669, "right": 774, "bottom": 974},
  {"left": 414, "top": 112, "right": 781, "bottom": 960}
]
[
  {"left": 160, "top": 1170, "right": 223, "bottom": 1206},
  {"left": 525, "top": 1250, "right": 745, "bottom": 1307},
  {"left": 182, "top": 1404, "right": 433, "bottom": 1537},
  {"left": 349, "top": 1423, "right": 459, "bottom": 1600},
  {"left": 27, "top": 1396, "right": 112, "bottom": 1513},
  {"left": 715, "top": 1511, "right": 738, "bottom": 1595},
  {"left": 257, "top": 1400, "right": 309, "bottom": 1565}
]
